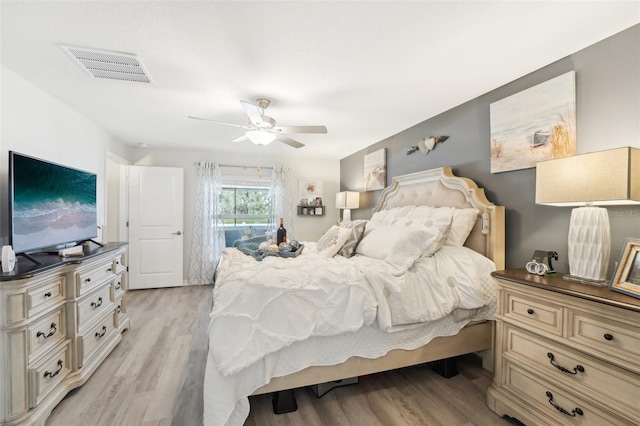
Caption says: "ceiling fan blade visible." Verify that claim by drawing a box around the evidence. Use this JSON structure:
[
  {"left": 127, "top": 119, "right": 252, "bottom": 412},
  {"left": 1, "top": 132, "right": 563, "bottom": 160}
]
[
  {"left": 231, "top": 134, "right": 249, "bottom": 143},
  {"left": 188, "top": 116, "right": 249, "bottom": 129},
  {"left": 240, "top": 100, "right": 264, "bottom": 126},
  {"left": 276, "top": 125, "right": 327, "bottom": 134},
  {"left": 276, "top": 135, "right": 305, "bottom": 149}
]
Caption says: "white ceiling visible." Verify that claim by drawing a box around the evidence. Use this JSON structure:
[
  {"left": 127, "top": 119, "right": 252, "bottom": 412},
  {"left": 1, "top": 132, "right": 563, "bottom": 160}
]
[{"left": 2, "top": 1, "right": 638, "bottom": 160}]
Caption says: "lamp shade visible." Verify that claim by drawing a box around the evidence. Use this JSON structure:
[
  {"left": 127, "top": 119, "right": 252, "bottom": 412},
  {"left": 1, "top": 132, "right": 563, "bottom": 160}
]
[
  {"left": 536, "top": 147, "right": 640, "bottom": 206},
  {"left": 335, "top": 191, "right": 360, "bottom": 209},
  {"left": 246, "top": 130, "right": 277, "bottom": 146}
]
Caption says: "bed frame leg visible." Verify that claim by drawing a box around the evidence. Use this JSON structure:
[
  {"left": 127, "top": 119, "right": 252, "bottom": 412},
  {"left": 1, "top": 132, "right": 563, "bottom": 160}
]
[
  {"left": 272, "top": 390, "right": 298, "bottom": 414},
  {"left": 432, "top": 357, "right": 459, "bottom": 378}
]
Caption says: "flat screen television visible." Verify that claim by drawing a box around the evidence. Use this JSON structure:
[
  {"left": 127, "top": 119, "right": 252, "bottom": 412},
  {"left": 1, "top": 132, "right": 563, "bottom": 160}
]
[{"left": 9, "top": 151, "right": 98, "bottom": 254}]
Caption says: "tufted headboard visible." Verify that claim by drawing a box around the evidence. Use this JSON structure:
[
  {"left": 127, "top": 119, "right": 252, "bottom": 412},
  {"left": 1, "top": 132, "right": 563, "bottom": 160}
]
[{"left": 372, "top": 167, "right": 505, "bottom": 269}]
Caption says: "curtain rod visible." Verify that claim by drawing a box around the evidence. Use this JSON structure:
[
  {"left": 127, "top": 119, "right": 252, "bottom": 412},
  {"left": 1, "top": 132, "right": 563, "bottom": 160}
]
[{"left": 194, "top": 162, "right": 272, "bottom": 170}]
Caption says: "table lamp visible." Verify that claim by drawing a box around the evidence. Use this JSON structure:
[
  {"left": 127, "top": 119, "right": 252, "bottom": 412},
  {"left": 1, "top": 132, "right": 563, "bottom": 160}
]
[
  {"left": 335, "top": 191, "right": 360, "bottom": 222},
  {"left": 535, "top": 147, "right": 639, "bottom": 285}
]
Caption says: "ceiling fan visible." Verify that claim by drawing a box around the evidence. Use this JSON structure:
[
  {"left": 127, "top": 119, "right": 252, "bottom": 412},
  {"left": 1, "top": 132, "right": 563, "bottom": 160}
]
[{"left": 189, "top": 98, "right": 327, "bottom": 148}]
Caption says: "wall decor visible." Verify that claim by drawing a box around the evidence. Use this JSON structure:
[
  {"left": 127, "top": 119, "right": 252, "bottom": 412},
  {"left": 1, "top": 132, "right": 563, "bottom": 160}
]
[
  {"left": 490, "top": 71, "right": 576, "bottom": 173},
  {"left": 610, "top": 238, "right": 640, "bottom": 299},
  {"left": 299, "top": 178, "right": 323, "bottom": 205},
  {"left": 406, "top": 136, "right": 449, "bottom": 155},
  {"left": 363, "top": 148, "right": 386, "bottom": 191}
]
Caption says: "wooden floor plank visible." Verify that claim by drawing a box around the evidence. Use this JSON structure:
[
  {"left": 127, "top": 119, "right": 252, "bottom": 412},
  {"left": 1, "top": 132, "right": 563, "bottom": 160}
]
[{"left": 47, "top": 285, "right": 520, "bottom": 426}]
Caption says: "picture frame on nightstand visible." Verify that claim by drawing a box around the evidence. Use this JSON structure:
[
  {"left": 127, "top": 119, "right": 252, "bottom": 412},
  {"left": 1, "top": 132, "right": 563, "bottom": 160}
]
[{"left": 610, "top": 238, "right": 640, "bottom": 299}]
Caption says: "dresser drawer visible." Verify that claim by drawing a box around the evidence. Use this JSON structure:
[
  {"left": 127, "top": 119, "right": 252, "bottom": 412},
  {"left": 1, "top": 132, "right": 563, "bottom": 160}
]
[
  {"left": 28, "top": 341, "right": 71, "bottom": 409},
  {"left": 75, "top": 260, "right": 116, "bottom": 295},
  {"left": 504, "top": 324, "right": 640, "bottom": 420},
  {"left": 27, "top": 275, "right": 66, "bottom": 319},
  {"left": 28, "top": 305, "right": 67, "bottom": 364},
  {"left": 567, "top": 308, "right": 640, "bottom": 374},
  {"left": 78, "top": 311, "right": 117, "bottom": 368},
  {"left": 115, "top": 294, "right": 127, "bottom": 327},
  {"left": 77, "top": 284, "right": 113, "bottom": 331},
  {"left": 113, "top": 253, "right": 126, "bottom": 275},
  {"left": 502, "top": 287, "right": 563, "bottom": 336},
  {"left": 111, "top": 274, "right": 126, "bottom": 300},
  {"left": 503, "top": 361, "right": 633, "bottom": 425}
]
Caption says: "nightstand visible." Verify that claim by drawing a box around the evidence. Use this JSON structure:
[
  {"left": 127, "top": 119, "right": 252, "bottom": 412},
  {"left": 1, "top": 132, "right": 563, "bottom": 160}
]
[{"left": 487, "top": 269, "right": 640, "bottom": 425}]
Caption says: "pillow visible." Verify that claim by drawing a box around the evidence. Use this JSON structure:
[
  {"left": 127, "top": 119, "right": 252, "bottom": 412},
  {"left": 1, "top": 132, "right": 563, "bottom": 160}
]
[
  {"left": 355, "top": 221, "right": 450, "bottom": 271},
  {"left": 370, "top": 205, "right": 415, "bottom": 223},
  {"left": 447, "top": 208, "right": 479, "bottom": 246},
  {"left": 316, "top": 226, "right": 352, "bottom": 258},
  {"left": 338, "top": 220, "right": 368, "bottom": 258}
]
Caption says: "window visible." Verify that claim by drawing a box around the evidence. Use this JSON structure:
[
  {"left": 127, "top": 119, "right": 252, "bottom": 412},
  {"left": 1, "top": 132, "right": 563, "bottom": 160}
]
[{"left": 220, "top": 184, "right": 271, "bottom": 246}]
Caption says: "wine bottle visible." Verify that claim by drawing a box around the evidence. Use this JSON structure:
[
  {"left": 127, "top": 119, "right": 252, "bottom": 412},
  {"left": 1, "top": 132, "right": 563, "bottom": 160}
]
[{"left": 276, "top": 217, "right": 287, "bottom": 245}]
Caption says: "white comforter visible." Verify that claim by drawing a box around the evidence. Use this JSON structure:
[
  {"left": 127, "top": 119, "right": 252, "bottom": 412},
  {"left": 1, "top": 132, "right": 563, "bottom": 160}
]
[{"left": 206, "top": 244, "right": 497, "bottom": 426}]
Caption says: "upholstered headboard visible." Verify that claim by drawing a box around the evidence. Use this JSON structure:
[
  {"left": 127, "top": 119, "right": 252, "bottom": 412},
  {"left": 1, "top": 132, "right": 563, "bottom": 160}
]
[{"left": 372, "top": 167, "right": 505, "bottom": 269}]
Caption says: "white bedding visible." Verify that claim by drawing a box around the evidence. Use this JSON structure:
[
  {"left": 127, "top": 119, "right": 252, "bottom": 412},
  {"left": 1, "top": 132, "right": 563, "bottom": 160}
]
[{"left": 204, "top": 244, "right": 497, "bottom": 426}]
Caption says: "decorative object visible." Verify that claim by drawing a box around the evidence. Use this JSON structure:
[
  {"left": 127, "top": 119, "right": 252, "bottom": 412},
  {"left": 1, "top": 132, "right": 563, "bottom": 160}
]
[
  {"left": 364, "top": 148, "right": 386, "bottom": 190},
  {"left": 335, "top": 191, "right": 360, "bottom": 221},
  {"left": 1, "top": 245, "right": 16, "bottom": 273},
  {"left": 490, "top": 71, "right": 576, "bottom": 173},
  {"left": 299, "top": 178, "right": 323, "bottom": 205},
  {"left": 406, "top": 136, "right": 449, "bottom": 155},
  {"left": 536, "top": 147, "right": 640, "bottom": 285},
  {"left": 610, "top": 238, "right": 640, "bottom": 299}
]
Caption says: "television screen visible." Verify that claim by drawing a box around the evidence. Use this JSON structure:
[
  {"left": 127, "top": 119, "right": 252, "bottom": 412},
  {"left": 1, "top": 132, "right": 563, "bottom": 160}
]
[{"left": 9, "top": 151, "right": 98, "bottom": 254}]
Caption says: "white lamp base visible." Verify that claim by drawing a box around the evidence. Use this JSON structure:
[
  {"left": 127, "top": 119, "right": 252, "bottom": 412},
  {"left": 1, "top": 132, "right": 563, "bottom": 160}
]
[
  {"left": 342, "top": 209, "right": 352, "bottom": 222},
  {"left": 566, "top": 206, "right": 610, "bottom": 284}
]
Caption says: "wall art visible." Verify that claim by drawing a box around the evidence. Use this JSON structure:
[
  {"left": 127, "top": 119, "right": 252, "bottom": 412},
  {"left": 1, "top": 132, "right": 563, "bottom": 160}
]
[{"left": 363, "top": 148, "right": 386, "bottom": 191}]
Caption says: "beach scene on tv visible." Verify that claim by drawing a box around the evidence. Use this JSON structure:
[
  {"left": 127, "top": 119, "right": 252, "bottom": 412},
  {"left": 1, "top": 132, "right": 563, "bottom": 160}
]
[{"left": 12, "top": 154, "right": 97, "bottom": 254}]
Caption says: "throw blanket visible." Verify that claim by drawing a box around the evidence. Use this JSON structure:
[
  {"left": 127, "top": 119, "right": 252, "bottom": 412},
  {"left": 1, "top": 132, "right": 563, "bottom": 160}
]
[
  {"left": 210, "top": 246, "right": 378, "bottom": 376},
  {"left": 233, "top": 235, "right": 303, "bottom": 261}
]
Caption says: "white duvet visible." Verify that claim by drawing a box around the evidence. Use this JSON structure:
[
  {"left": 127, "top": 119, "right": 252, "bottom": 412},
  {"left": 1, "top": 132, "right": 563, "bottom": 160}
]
[{"left": 205, "top": 244, "right": 497, "bottom": 425}]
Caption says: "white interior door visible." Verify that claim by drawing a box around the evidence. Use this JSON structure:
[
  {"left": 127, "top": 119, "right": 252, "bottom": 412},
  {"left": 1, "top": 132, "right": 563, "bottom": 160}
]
[{"left": 128, "top": 166, "right": 184, "bottom": 289}]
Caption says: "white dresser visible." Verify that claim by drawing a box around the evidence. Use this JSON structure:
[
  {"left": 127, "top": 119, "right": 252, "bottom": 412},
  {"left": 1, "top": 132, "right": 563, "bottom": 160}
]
[
  {"left": 0, "top": 243, "right": 129, "bottom": 426},
  {"left": 487, "top": 269, "right": 640, "bottom": 425}
]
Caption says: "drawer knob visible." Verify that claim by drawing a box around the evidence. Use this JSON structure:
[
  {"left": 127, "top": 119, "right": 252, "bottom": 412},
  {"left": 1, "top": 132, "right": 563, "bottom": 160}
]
[
  {"left": 117, "top": 305, "right": 122, "bottom": 313},
  {"left": 44, "top": 360, "right": 63, "bottom": 379},
  {"left": 85, "top": 277, "right": 91, "bottom": 283},
  {"left": 546, "top": 391, "right": 584, "bottom": 417},
  {"left": 527, "top": 308, "right": 534, "bottom": 315},
  {"left": 44, "top": 292, "right": 52, "bottom": 298},
  {"left": 107, "top": 267, "right": 113, "bottom": 272},
  {"left": 95, "top": 326, "right": 107, "bottom": 339},
  {"left": 91, "top": 297, "right": 103, "bottom": 308},
  {"left": 36, "top": 322, "right": 57, "bottom": 339},
  {"left": 547, "top": 352, "right": 585, "bottom": 375},
  {"left": 604, "top": 333, "right": 614, "bottom": 341},
  {"left": 115, "top": 282, "right": 122, "bottom": 290}
]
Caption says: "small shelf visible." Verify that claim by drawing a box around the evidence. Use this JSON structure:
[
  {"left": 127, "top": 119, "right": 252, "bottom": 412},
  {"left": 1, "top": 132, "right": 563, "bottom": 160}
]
[{"left": 297, "top": 205, "right": 325, "bottom": 216}]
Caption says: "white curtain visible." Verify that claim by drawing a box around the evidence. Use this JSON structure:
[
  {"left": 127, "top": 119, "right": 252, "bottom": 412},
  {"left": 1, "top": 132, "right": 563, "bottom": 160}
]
[
  {"left": 188, "top": 162, "right": 224, "bottom": 285},
  {"left": 269, "top": 165, "right": 294, "bottom": 240}
]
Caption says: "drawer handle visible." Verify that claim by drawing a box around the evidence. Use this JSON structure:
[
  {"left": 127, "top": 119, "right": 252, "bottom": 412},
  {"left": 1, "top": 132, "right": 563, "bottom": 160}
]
[
  {"left": 527, "top": 308, "right": 534, "bottom": 315},
  {"left": 91, "top": 297, "right": 103, "bottom": 308},
  {"left": 107, "top": 267, "right": 113, "bottom": 272},
  {"left": 117, "top": 305, "right": 122, "bottom": 313},
  {"left": 547, "top": 352, "right": 584, "bottom": 375},
  {"left": 44, "top": 360, "right": 63, "bottom": 379},
  {"left": 604, "top": 333, "right": 614, "bottom": 341},
  {"left": 95, "top": 326, "right": 107, "bottom": 338},
  {"left": 85, "top": 277, "right": 91, "bottom": 283},
  {"left": 546, "top": 391, "right": 583, "bottom": 417},
  {"left": 37, "top": 322, "right": 57, "bottom": 339},
  {"left": 44, "top": 292, "right": 52, "bottom": 298},
  {"left": 115, "top": 281, "right": 122, "bottom": 290}
]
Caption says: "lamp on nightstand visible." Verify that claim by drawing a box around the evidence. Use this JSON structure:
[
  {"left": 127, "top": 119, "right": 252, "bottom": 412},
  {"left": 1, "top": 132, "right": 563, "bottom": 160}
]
[
  {"left": 535, "top": 147, "right": 640, "bottom": 285},
  {"left": 336, "top": 191, "right": 359, "bottom": 222}
]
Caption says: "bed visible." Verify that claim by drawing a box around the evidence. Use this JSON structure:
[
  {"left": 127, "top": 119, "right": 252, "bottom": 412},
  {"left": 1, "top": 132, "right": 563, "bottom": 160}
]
[{"left": 203, "top": 167, "right": 505, "bottom": 426}]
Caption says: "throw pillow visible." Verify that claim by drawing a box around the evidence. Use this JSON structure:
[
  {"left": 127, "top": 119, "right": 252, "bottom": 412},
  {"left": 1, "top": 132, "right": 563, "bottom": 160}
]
[
  {"left": 316, "top": 226, "right": 352, "bottom": 258},
  {"left": 338, "top": 220, "right": 368, "bottom": 258}
]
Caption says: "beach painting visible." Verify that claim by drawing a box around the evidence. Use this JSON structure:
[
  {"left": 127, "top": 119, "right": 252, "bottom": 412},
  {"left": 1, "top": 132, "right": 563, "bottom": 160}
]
[
  {"left": 490, "top": 71, "right": 576, "bottom": 173},
  {"left": 364, "top": 148, "right": 386, "bottom": 191}
]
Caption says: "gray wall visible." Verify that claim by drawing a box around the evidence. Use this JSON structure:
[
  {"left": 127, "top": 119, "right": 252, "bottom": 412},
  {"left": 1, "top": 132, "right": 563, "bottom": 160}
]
[{"left": 341, "top": 24, "right": 640, "bottom": 274}]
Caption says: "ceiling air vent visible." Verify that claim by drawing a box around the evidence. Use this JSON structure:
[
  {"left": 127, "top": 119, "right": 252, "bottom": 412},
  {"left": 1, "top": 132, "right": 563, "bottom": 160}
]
[{"left": 61, "top": 45, "right": 152, "bottom": 83}]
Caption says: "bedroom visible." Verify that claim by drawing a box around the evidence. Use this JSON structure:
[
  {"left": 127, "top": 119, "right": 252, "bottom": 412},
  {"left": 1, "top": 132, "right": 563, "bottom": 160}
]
[{"left": 1, "top": 1, "right": 639, "bottom": 425}]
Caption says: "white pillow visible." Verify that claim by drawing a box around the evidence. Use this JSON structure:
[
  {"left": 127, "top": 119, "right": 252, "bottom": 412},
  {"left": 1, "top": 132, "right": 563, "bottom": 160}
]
[
  {"left": 447, "top": 208, "right": 479, "bottom": 246},
  {"left": 370, "top": 205, "right": 415, "bottom": 223},
  {"left": 355, "top": 221, "right": 450, "bottom": 271},
  {"left": 316, "top": 226, "right": 352, "bottom": 257}
]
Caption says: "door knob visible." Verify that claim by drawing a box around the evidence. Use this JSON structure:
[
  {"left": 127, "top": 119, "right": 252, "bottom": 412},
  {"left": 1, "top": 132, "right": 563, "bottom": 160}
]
[{"left": 172, "top": 231, "right": 182, "bottom": 235}]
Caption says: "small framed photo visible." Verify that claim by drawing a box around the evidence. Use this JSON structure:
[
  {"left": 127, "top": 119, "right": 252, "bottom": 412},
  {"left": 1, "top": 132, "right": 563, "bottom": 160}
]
[
  {"left": 610, "top": 238, "right": 640, "bottom": 299},
  {"left": 315, "top": 207, "right": 323, "bottom": 215}
]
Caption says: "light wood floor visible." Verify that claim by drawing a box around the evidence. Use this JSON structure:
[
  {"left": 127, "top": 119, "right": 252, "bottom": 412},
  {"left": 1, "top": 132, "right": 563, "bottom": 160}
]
[{"left": 47, "top": 286, "right": 520, "bottom": 426}]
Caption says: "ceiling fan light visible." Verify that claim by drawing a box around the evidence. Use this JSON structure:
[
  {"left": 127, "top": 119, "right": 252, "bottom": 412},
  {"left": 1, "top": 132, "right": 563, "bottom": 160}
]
[{"left": 246, "top": 130, "right": 276, "bottom": 145}]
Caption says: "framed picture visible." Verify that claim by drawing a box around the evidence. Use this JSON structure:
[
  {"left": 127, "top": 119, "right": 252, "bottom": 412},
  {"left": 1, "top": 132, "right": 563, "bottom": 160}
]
[
  {"left": 490, "top": 71, "right": 576, "bottom": 173},
  {"left": 299, "top": 178, "right": 323, "bottom": 203},
  {"left": 315, "top": 207, "right": 323, "bottom": 215},
  {"left": 364, "top": 148, "right": 386, "bottom": 191},
  {"left": 610, "top": 238, "right": 640, "bottom": 299}
]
